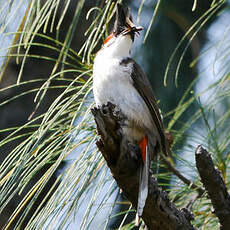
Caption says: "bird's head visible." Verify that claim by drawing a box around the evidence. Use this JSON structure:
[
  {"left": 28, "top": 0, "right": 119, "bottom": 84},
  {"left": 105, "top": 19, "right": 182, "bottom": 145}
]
[{"left": 102, "top": 4, "right": 143, "bottom": 57}]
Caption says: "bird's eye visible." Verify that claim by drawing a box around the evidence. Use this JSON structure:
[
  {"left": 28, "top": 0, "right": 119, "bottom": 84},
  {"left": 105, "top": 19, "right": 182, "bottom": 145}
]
[{"left": 104, "top": 33, "right": 114, "bottom": 44}]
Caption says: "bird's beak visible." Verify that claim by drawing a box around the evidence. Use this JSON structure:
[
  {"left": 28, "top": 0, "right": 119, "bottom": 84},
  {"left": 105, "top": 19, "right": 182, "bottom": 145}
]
[
  {"left": 124, "top": 16, "right": 144, "bottom": 36},
  {"left": 114, "top": 4, "right": 143, "bottom": 37}
]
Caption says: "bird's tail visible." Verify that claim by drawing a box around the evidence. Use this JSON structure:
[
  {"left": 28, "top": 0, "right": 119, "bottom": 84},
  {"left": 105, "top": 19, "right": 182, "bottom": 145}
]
[{"left": 136, "top": 136, "right": 149, "bottom": 226}]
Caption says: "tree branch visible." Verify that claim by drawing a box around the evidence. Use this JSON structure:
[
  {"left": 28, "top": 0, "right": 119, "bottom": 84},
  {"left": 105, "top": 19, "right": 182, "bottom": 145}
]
[
  {"left": 92, "top": 103, "right": 196, "bottom": 230},
  {"left": 195, "top": 145, "right": 230, "bottom": 230}
]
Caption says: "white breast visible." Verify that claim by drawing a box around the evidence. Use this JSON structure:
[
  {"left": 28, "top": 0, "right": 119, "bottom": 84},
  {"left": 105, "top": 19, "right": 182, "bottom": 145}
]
[{"left": 93, "top": 53, "right": 153, "bottom": 141}]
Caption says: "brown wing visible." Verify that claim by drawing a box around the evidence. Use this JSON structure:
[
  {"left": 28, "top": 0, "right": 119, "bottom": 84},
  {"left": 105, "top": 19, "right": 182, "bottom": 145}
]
[{"left": 121, "top": 58, "right": 167, "bottom": 155}]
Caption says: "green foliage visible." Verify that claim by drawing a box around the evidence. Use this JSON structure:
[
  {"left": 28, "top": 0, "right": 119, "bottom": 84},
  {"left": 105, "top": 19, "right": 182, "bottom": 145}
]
[{"left": 0, "top": 0, "right": 230, "bottom": 229}]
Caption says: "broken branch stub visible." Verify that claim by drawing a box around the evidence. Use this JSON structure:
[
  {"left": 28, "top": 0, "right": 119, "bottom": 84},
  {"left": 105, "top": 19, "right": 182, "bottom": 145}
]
[
  {"left": 91, "top": 102, "right": 196, "bottom": 230},
  {"left": 195, "top": 145, "right": 230, "bottom": 230}
]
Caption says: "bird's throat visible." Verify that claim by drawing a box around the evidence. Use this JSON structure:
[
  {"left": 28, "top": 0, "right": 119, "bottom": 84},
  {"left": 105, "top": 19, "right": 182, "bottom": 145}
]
[{"left": 102, "top": 35, "right": 132, "bottom": 58}]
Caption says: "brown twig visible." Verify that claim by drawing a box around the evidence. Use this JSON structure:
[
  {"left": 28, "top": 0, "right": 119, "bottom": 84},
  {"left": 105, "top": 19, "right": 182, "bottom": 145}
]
[{"left": 161, "top": 153, "right": 205, "bottom": 196}]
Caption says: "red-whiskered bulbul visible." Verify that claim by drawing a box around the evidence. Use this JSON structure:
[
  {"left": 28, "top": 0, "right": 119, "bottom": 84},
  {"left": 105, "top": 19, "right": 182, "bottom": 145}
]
[{"left": 93, "top": 4, "right": 167, "bottom": 224}]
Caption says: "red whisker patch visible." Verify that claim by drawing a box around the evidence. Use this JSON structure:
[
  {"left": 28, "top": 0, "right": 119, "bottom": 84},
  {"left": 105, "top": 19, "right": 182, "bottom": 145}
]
[{"left": 104, "top": 33, "right": 114, "bottom": 44}]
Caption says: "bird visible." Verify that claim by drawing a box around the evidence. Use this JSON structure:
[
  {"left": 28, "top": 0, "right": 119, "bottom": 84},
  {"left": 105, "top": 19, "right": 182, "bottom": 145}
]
[{"left": 93, "top": 3, "right": 167, "bottom": 225}]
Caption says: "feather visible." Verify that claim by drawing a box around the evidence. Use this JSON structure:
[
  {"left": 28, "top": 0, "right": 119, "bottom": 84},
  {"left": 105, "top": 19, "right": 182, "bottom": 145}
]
[
  {"left": 121, "top": 58, "right": 168, "bottom": 156},
  {"left": 136, "top": 143, "right": 149, "bottom": 225}
]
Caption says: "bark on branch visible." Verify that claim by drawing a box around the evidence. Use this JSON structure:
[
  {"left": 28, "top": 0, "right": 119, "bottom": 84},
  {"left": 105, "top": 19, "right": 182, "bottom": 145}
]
[
  {"left": 195, "top": 145, "right": 230, "bottom": 230},
  {"left": 91, "top": 103, "right": 196, "bottom": 230}
]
